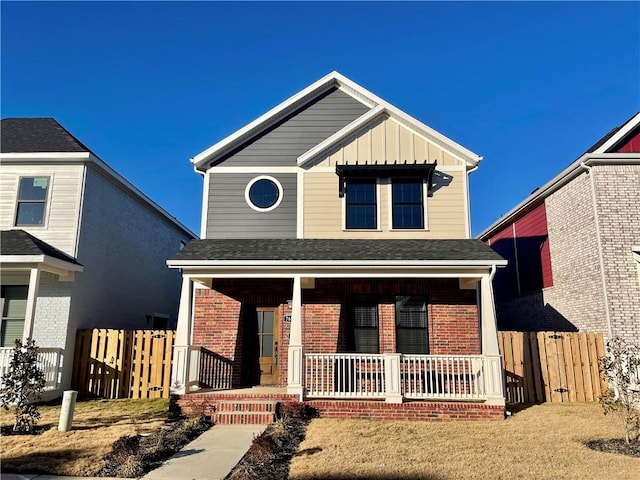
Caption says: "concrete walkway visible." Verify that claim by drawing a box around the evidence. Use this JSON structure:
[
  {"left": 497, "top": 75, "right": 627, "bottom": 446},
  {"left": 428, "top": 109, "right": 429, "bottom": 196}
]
[{"left": 1, "top": 423, "right": 267, "bottom": 480}]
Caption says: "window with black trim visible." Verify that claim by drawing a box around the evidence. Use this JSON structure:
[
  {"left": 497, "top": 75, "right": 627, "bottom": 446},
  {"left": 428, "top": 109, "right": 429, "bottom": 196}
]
[
  {"left": 348, "top": 296, "right": 379, "bottom": 353},
  {"left": 395, "top": 296, "right": 428, "bottom": 354},
  {"left": 1, "top": 285, "right": 27, "bottom": 347},
  {"left": 15, "top": 177, "right": 49, "bottom": 226},
  {"left": 345, "top": 179, "right": 376, "bottom": 229},
  {"left": 392, "top": 179, "right": 424, "bottom": 229}
]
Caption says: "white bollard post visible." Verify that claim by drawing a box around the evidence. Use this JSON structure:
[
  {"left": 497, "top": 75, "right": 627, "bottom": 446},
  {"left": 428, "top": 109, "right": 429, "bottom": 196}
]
[{"left": 58, "top": 390, "right": 78, "bottom": 432}]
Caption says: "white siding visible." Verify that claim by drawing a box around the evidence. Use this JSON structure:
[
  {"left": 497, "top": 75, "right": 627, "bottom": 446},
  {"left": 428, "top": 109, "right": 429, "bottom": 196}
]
[{"left": 0, "top": 164, "right": 84, "bottom": 256}]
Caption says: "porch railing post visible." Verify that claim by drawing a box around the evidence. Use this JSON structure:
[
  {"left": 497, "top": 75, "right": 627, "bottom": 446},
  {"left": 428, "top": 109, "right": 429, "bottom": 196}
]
[
  {"left": 384, "top": 353, "right": 403, "bottom": 403},
  {"left": 170, "top": 276, "right": 194, "bottom": 395},
  {"left": 287, "top": 276, "right": 304, "bottom": 400}
]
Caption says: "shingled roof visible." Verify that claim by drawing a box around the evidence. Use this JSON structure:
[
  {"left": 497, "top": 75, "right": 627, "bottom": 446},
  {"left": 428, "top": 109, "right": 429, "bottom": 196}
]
[
  {"left": 1, "top": 118, "right": 90, "bottom": 153},
  {"left": 1, "top": 230, "right": 82, "bottom": 266},
  {"left": 172, "top": 239, "right": 505, "bottom": 263}
]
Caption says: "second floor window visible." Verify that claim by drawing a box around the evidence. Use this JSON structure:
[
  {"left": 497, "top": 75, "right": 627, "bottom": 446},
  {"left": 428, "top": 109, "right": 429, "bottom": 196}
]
[
  {"left": 15, "top": 177, "right": 49, "bottom": 226},
  {"left": 345, "top": 179, "right": 376, "bottom": 229},
  {"left": 392, "top": 179, "right": 424, "bottom": 229}
]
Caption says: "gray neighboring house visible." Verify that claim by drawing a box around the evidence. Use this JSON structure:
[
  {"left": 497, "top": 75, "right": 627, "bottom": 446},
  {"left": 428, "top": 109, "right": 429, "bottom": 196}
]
[{"left": 0, "top": 118, "right": 196, "bottom": 398}]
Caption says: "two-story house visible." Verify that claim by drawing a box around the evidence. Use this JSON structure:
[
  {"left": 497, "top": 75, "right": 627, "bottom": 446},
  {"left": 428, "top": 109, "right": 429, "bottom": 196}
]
[
  {"left": 479, "top": 113, "right": 640, "bottom": 345},
  {"left": 0, "top": 118, "right": 196, "bottom": 397},
  {"left": 169, "top": 72, "right": 507, "bottom": 421}
]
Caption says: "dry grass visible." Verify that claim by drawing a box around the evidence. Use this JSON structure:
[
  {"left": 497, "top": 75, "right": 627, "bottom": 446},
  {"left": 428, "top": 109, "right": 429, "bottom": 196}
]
[
  {"left": 290, "top": 403, "right": 640, "bottom": 480},
  {"left": 1, "top": 397, "right": 169, "bottom": 476}
]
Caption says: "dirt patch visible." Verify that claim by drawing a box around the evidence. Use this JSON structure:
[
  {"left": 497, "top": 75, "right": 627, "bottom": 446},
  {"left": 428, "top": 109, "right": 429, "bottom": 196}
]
[{"left": 585, "top": 439, "right": 640, "bottom": 458}]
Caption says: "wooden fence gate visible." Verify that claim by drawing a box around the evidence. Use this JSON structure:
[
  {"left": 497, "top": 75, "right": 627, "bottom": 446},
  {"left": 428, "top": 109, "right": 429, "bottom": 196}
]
[
  {"left": 72, "top": 329, "right": 175, "bottom": 399},
  {"left": 498, "top": 331, "right": 606, "bottom": 404}
]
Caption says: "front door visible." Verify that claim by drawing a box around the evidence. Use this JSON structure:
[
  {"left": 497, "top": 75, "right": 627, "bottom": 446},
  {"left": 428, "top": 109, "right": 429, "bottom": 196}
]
[{"left": 257, "top": 307, "right": 279, "bottom": 385}]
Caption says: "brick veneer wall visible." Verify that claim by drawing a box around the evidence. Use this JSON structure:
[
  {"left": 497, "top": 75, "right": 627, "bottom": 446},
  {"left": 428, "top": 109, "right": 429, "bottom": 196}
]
[
  {"left": 544, "top": 165, "right": 640, "bottom": 343},
  {"left": 192, "top": 277, "right": 481, "bottom": 387},
  {"left": 306, "top": 400, "right": 504, "bottom": 420}
]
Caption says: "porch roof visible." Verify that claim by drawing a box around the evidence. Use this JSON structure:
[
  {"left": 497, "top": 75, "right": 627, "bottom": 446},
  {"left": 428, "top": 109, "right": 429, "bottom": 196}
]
[
  {"left": 1, "top": 229, "right": 82, "bottom": 266},
  {"left": 170, "top": 239, "right": 505, "bottom": 264}
]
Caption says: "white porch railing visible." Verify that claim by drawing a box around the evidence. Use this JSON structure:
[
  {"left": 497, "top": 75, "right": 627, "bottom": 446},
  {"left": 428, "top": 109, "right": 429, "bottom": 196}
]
[
  {"left": 305, "top": 353, "right": 386, "bottom": 398},
  {"left": 0, "top": 347, "right": 63, "bottom": 392},
  {"left": 304, "top": 353, "right": 504, "bottom": 402}
]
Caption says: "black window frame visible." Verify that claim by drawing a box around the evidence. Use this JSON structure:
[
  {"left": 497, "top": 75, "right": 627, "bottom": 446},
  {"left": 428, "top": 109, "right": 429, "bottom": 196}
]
[
  {"left": 347, "top": 296, "right": 379, "bottom": 354},
  {"left": 391, "top": 178, "right": 424, "bottom": 229},
  {"left": 15, "top": 176, "right": 50, "bottom": 227},
  {"left": 345, "top": 178, "right": 377, "bottom": 230},
  {"left": 395, "top": 295, "right": 429, "bottom": 354}
]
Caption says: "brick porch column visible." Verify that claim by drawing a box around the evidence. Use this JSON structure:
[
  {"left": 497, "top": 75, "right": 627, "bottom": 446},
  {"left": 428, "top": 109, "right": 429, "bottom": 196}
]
[{"left": 287, "top": 275, "right": 304, "bottom": 400}]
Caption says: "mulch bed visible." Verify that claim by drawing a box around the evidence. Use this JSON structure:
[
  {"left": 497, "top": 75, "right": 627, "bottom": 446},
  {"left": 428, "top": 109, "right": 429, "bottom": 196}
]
[
  {"left": 585, "top": 438, "right": 640, "bottom": 458},
  {"left": 0, "top": 424, "right": 51, "bottom": 435},
  {"left": 226, "top": 402, "right": 318, "bottom": 480},
  {"left": 97, "top": 415, "right": 213, "bottom": 478}
]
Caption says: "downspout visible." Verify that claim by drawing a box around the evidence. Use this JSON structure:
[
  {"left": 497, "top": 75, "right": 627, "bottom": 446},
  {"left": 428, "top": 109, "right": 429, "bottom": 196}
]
[{"left": 580, "top": 162, "right": 613, "bottom": 338}]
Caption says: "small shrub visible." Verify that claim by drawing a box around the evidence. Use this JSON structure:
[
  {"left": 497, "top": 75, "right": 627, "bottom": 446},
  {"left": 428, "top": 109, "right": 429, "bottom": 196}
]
[
  {"left": 0, "top": 339, "right": 46, "bottom": 433},
  {"left": 277, "top": 401, "right": 318, "bottom": 421},
  {"left": 599, "top": 337, "right": 640, "bottom": 446},
  {"left": 248, "top": 433, "right": 277, "bottom": 464}
]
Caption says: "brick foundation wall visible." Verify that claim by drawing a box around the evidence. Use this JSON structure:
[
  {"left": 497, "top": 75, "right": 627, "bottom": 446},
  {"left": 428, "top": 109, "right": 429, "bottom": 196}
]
[{"left": 299, "top": 400, "right": 504, "bottom": 421}]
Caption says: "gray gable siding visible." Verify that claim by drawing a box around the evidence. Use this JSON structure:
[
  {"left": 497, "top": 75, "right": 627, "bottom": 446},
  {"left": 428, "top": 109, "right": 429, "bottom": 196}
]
[
  {"left": 207, "top": 173, "right": 297, "bottom": 238},
  {"left": 214, "top": 88, "right": 370, "bottom": 167}
]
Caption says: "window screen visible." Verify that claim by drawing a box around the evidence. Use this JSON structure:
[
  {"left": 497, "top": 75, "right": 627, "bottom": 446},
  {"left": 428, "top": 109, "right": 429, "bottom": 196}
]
[
  {"left": 349, "top": 297, "right": 379, "bottom": 353},
  {"left": 395, "top": 296, "right": 428, "bottom": 354},
  {"left": 15, "top": 177, "right": 49, "bottom": 226}
]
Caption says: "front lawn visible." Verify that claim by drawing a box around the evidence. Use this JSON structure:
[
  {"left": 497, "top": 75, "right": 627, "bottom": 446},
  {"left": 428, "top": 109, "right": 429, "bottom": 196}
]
[
  {"left": 290, "top": 403, "right": 640, "bottom": 480},
  {"left": 1, "top": 398, "right": 169, "bottom": 476}
]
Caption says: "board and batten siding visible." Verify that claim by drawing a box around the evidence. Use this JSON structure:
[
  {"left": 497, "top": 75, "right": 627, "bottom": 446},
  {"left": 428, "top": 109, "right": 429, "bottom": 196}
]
[
  {"left": 310, "top": 116, "right": 465, "bottom": 168},
  {"left": 207, "top": 173, "right": 297, "bottom": 238},
  {"left": 214, "top": 87, "right": 370, "bottom": 167},
  {"left": 303, "top": 169, "right": 466, "bottom": 239},
  {"left": 0, "top": 164, "right": 85, "bottom": 256}
]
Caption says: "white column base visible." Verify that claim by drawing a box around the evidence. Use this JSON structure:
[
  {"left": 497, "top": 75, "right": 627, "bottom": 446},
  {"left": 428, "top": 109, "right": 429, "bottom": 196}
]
[
  {"left": 384, "top": 353, "right": 403, "bottom": 404},
  {"left": 287, "top": 345, "right": 304, "bottom": 400}
]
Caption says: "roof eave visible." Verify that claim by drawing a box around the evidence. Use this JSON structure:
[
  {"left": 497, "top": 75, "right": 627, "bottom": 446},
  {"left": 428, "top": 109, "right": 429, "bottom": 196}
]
[
  {"left": 192, "top": 71, "right": 483, "bottom": 172},
  {"left": 477, "top": 153, "right": 640, "bottom": 240}
]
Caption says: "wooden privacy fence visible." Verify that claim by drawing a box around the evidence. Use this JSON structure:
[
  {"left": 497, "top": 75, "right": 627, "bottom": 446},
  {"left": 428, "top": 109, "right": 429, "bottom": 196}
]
[
  {"left": 499, "top": 331, "right": 606, "bottom": 404},
  {"left": 72, "top": 329, "right": 175, "bottom": 399}
]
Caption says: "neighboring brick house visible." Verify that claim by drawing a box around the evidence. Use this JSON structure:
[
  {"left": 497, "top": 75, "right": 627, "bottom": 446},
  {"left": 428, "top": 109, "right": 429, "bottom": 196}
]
[
  {"left": 0, "top": 118, "right": 196, "bottom": 397},
  {"left": 479, "top": 113, "right": 640, "bottom": 344},
  {"left": 168, "top": 72, "right": 507, "bottom": 421}
]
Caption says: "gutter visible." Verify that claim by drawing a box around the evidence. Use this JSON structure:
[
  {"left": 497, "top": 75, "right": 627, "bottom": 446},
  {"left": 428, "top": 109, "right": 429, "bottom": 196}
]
[
  {"left": 477, "top": 153, "right": 640, "bottom": 240},
  {"left": 580, "top": 162, "right": 613, "bottom": 338}
]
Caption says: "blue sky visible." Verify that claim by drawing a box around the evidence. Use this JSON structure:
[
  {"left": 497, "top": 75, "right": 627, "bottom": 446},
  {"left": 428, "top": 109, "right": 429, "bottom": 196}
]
[{"left": 2, "top": 1, "right": 638, "bottom": 237}]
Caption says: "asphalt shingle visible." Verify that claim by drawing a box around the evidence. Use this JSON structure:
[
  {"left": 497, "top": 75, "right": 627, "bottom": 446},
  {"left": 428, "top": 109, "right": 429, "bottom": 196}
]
[
  {"left": 1, "top": 118, "right": 90, "bottom": 153},
  {"left": 172, "top": 238, "right": 504, "bottom": 263},
  {"left": 1, "top": 229, "right": 82, "bottom": 265}
]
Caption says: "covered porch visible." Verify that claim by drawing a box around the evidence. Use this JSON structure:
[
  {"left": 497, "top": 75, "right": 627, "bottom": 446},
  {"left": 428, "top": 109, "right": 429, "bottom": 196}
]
[
  {"left": 168, "top": 239, "right": 507, "bottom": 414},
  {"left": 0, "top": 229, "right": 84, "bottom": 399}
]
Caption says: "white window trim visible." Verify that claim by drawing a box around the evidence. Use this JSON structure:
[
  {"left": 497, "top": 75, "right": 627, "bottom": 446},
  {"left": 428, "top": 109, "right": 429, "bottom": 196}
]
[
  {"left": 244, "top": 175, "right": 284, "bottom": 213},
  {"left": 14, "top": 175, "right": 53, "bottom": 228},
  {"left": 342, "top": 178, "right": 382, "bottom": 231},
  {"left": 388, "top": 177, "right": 429, "bottom": 231}
]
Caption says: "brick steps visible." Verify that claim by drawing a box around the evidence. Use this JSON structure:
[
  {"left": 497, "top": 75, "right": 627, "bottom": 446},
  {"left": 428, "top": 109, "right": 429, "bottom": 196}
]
[{"left": 214, "top": 399, "right": 278, "bottom": 425}]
